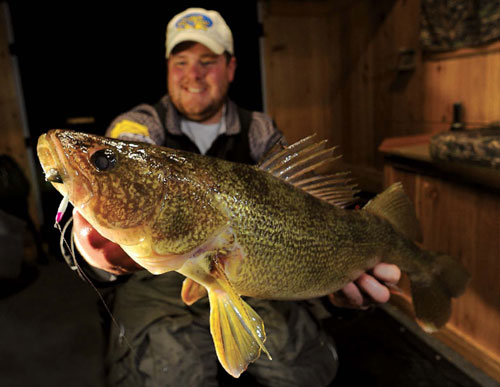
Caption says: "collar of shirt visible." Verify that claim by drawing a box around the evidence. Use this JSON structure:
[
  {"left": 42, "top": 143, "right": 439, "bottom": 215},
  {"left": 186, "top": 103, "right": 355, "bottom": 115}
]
[{"left": 179, "top": 105, "right": 227, "bottom": 154}]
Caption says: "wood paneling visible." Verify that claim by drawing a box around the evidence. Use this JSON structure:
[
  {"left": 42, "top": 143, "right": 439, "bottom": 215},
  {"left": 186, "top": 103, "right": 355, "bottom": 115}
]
[
  {"left": 261, "top": 0, "right": 500, "bottom": 380},
  {"left": 261, "top": 0, "right": 500, "bottom": 189},
  {"left": 384, "top": 163, "right": 500, "bottom": 381},
  {"left": 261, "top": 0, "right": 423, "bottom": 189},
  {"left": 422, "top": 41, "right": 500, "bottom": 129}
]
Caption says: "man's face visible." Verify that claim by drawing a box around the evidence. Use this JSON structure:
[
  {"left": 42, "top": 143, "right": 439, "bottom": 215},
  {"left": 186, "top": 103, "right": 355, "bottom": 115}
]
[{"left": 168, "top": 42, "right": 236, "bottom": 123}]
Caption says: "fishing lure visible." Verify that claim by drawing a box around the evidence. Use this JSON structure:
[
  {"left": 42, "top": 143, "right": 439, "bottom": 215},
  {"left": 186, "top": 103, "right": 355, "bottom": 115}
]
[{"left": 55, "top": 193, "right": 70, "bottom": 226}]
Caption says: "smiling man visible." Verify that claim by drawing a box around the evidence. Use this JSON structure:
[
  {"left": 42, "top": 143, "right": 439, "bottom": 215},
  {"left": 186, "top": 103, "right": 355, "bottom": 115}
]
[
  {"left": 71, "top": 7, "right": 401, "bottom": 387},
  {"left": 168, "top": 42, "right": 236, "bottom": 123}
]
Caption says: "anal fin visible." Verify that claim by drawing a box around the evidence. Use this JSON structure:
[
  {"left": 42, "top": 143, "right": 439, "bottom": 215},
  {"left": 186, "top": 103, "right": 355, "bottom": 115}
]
[
  {"left": 208, "top": 257, "right": 271, "bottom": 378},
  {"left": 181, "top": 278, "right": 208, "bottom": 305}
]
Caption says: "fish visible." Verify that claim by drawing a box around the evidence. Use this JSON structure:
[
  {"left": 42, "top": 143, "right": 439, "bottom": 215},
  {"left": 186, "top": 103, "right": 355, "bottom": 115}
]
[{"left": 37, "top": 129, "right": 469, "bottom": 378}]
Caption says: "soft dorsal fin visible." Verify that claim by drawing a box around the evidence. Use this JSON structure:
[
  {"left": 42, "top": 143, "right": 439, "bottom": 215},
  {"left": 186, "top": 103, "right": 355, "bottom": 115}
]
[
  {"left": 257, "top": 134, "right": 358, "bottom": 208},
  {"left": 363, "top": 182, "right": 422, "bottom": 242}
]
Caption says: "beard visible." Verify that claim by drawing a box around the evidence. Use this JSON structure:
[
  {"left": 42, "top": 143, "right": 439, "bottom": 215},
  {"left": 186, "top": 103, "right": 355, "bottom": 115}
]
[{"left": 174, "top": 95, "right": 227, "bottom": 122}]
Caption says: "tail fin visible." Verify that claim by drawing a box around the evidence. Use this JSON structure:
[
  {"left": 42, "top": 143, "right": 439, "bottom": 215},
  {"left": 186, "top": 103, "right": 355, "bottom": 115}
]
[
  {"left": 410, "top": 251, "right": 470, "bottom": 332},
  {"left": 365, "top": 182, "right": 469, "bottom": 331}
]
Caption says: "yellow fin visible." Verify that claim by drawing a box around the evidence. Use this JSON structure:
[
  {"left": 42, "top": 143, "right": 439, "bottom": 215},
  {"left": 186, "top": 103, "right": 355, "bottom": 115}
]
[
  {"left": 208, "top": 258, "right": 271, "bottom": 378},
  {"left": 257, "top": 134, "right": 359, "bottom": 208},
  {"left": 181, "top": 278, "right": 208, "bottom": 305}
]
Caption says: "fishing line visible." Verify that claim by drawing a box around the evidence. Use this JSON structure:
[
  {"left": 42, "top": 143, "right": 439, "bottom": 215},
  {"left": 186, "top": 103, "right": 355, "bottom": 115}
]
[{"left": 54, "top": 203, "right": 136, "bottom": 355}]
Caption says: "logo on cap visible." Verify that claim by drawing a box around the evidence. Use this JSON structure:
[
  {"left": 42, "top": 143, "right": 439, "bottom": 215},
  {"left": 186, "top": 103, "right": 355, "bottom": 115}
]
[{"left": 175, "top": 13, "right": 213, "bottom": 31}]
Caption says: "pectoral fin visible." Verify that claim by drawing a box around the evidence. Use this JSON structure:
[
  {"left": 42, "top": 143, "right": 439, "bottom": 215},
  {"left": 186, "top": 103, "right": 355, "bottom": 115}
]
[
  {"left": 181, "top": 278, "right": 208, "bottom": 305},
  {"left": 208, "top": 258, "right": 271, "bottom": 378}
]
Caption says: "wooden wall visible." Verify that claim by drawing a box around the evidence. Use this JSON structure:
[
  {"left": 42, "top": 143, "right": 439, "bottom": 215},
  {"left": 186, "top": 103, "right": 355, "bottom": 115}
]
[
  {"left": 423, "top": 41, "right": 500, "bottom": 131},
  {"left": 385, "top": 163, "right": 500, "bottom": 381},
  {"left": 261, "top": 0, "right": 500, "bottom": 380},
  {"left": 260, "top": 0, "right": 500, "bottom": 192}
]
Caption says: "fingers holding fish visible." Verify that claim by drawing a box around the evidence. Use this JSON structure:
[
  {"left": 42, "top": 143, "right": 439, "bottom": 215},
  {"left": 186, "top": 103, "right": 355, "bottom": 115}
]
[
  {"left": 72, "top": 210, "right": 143, "bottom": 275},
  {"left": 371, "top": 263, "right": 401, "bottom": 285},
  {"left": 328, "top": 276, "right": 387, "bottom": 309},
  {"left": 328, "top": 282, "right": 366, "bottom": 309},
  {"left": 355, "top": 273, "right": 391, "bottom": 304},
  {"left": 328, "top": 263, "right": 401, "bottom": 308},
  {"left": 354, "top": 263, "right": 402, "bottom": 304}
]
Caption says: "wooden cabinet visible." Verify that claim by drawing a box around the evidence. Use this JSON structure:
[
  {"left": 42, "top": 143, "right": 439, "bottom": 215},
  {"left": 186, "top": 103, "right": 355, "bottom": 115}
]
[{"left": 381, "top": 135, "right": 500, "bottom": 382}]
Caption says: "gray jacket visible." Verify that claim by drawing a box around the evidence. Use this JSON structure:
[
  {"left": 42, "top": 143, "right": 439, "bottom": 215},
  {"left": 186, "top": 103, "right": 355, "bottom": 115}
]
[{"left": 105, "top": 95, "right": 283, "bottom": 162}]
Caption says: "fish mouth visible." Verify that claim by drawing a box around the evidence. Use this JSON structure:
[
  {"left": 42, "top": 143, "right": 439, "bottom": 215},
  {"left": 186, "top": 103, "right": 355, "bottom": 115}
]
[
  {"left": 44, "top": 167, "right": 63, "bottom": 183},
  {"left": 37, "top": 132, "right": 68, "bottom": 194},
  {"left": 37, "top": 130, "right": 92, "bottom": 206}
]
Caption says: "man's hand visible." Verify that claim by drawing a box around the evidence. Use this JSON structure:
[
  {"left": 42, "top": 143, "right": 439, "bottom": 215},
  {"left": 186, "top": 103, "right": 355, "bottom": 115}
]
[
  {"left": 329, "top": 263, "right": 401, "bottom": 309},
  {"left": 72, "top": 210, "right": 143, "bottom": 275}
]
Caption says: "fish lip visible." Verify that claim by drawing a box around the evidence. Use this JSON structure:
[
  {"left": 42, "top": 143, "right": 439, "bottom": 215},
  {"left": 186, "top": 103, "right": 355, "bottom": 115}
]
[
  {"left": 38, "top": 130, "right": 93, "bottom": 206},
  {"left": 37, "top": 132, "right": 67, "bottom": 191},
  {"left": 45, "top": 168, "right": 63, "bottom": 183}
]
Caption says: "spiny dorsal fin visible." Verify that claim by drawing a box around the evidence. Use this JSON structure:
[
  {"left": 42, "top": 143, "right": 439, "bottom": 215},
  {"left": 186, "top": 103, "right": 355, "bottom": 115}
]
[
  {"left": 257, "top": 134, "right": 358, "bottom": 208},
  {"left": 363, "top": 182, "right": 422, "bottom": 242}
]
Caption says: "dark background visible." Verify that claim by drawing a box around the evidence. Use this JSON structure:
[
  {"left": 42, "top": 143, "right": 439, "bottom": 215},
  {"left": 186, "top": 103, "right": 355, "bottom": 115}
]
[
  {"left": 7, "top": 1, "right": 263, "bottom": 138},
  {"left": 6, "top": 1, "right": 262, "bottom": 231}
]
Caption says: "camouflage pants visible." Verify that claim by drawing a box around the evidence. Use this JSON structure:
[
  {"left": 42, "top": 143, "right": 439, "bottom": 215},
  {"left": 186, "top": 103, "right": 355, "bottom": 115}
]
[{"left": 106, "top": 271, "right": 338, "bottom": 387}]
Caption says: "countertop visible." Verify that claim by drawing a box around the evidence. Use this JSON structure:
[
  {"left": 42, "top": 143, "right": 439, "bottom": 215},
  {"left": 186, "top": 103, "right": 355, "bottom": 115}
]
[{"left": 379, "top": 134, "right": 500, "bottom": 192}]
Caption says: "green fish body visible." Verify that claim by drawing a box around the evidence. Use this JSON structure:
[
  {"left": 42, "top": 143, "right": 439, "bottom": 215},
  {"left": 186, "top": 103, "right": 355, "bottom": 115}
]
[{"left": 37, "top": 130, "right": 469, "bottom": 377}]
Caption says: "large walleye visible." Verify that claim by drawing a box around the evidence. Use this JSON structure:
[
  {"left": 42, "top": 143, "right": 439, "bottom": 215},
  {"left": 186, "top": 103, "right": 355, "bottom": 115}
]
[{"left": 37, "top": 129, "right": 469, "bottom": 378}]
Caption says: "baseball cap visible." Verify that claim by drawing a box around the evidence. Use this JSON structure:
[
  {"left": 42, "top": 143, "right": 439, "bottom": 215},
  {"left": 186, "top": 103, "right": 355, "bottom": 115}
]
[{"left": 166, "top": 8, "right": 234, "bottom": 58}]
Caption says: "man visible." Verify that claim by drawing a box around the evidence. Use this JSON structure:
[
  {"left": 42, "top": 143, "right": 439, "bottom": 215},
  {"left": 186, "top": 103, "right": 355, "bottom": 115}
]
[{"left": 72, "top": 8, "right": 401, "bottom": 387}]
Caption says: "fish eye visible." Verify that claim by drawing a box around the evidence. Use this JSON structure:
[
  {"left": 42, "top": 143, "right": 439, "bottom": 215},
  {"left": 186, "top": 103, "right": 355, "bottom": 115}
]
[{"left": 90, "top": 149, "right": 117, "bottom": 172}]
